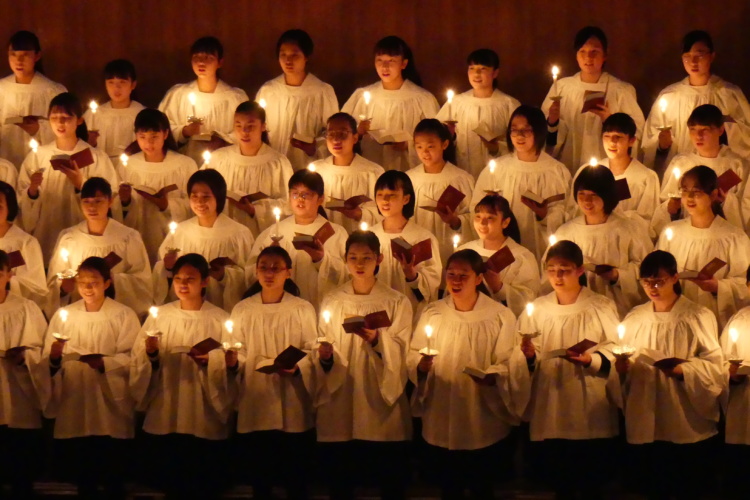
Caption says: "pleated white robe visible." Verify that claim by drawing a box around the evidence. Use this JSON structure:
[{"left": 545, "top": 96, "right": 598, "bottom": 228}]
[
  {"left": 0, "top": 158, "right": 18, "bottom": 187},
  {"left": 83, "top": 100, "right": 145, "bottom": 159},
  {"left": 720, "top": 306, "right": 750, "bottom": 445},
  {"left": 0, "top": 224, "right": 48, "bottom": 310}
]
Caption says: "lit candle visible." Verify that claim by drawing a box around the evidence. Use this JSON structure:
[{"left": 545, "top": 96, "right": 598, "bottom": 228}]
[
  {"left": 730, "top": 327, "right": 741, "bottom": 360},
  {"left": 88, "top": 100, "right": 98, "bottom": 130},
  {"left": 307, "top": 163, "right": 316, "bottom": 172},
  {"left": 149, "top": 306, "right": 158, "bottom": 319},
  {"left": 119, "top": 153, "right": 129, "bottom": 167},
  {"left": 488, "top": 159, "right": 496, "bottom": 174},
  {"left": 60, "top": 248, "right": 69, "bottom": 266},
  {"left": 452, "top": 234, "right": 460, "bottom": 250},
  {"left": 323, "top": 310, "right": 331, "bottom": 324},
  {"left": 549, "top": 235, "right": 557, "bottom": 246},
  {"left": 446, "top": 89, "right": 455, "bottom": 121},
  {"left": 60, "top": 309, "right": 68, "bottom": 324},
  {"left": 273, "top": 207, "right": 281, "bottom": 236},
  {"left": 659, "top": 97, "right": 668, "bottom": 128},
  {"left": 359, "top": 221, "right": 368, "bottom": 232},
  {"left": 202, "top": 150, "right": 211, "bottom": 167},
  {"left": 425, "top": 324, "right": 433, "bottom": 353},
  {"left": 169, "top": 221, "right": 177, "bottom": 235},
  {"left": 526, "top": 302, "right": 534, "bottom": 318},
  {"left": 672, "top": 167, "right": 681, "bottom": 182},
  {"left": 225, "top": 319, "right": 234, "bottom": 334},
  {"left": 665, "top": 227, "right": 673, "bottom": 242},
  {"left": 589, "top": 157, "right": 598, "bottom": 168},
  {"left": 551, "top": 65, "right": 560, "bottom": 95},
  {"left": 29, "top": 138, "right": 39, "bottom": 154},
  {"left": 617, "top": 323, "right": 626, "bottom": 342},
  {"left": 258, "top": 98, "right": 267, "bottom": 109},
  {"left": 363, "top": 91, "right": 372, "bottom": 118},
  {"left": 188, "top": 92, "right": 197, "bottom": 118},
  {"left": 53, "top": 309, "right": 70, "bottom": 341}
]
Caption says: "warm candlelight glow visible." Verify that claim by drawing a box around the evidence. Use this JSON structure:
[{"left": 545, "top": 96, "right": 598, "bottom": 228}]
[
  {"left": 665, "top": 227, "right": 673, "bottom": 241},
  {"left": 169, "top": 221, "right": 177, "bottom": 235},
  {"left": 526, "top": 302, "right": 534, "bottom": 318},
  {"left": 307, "top": 163, "right": 316, "bottom": 172},
  {"left": 258, "top": 98, "right": 267, "bottom": 109},
  {"left": 446, "top": 89, "right": 455, "bottom": 103},
  {"left": 589, "top": 157, "right": 598, "bottom": 167},
  {"left": 29, "top": 138, "right": 39, "bottom": 153},
  {"left": 60, "top": 309, "right": 68, "bottom": 323},
  {"left": 188, "top": 92, "right": 196, "bottom": 106},
  {"left": 225, "top": 320, "right": 234, "bottom": 334},
  {"left": 617, "top": 323, "right": 625, "bottom": 341},
  {"left": 659, "top": 97, "right": 668, "bottom": 114},
  {"left": 323, "top": 310, "right": 331, "bottom": 324},
  {"left": 120, "top": 153, "right": 129, "bottom": 166},
  {"left": 730, "top": 328, "right": 739, "bottom": 344},
  {"left": 425, "top": 325, "right": 433, "bottom": 338},
  {"left": 452, "top": 234, "right": 460, "bottom": 250},
  {"left": 363, "top": 91, "right": 371, "bottom": 106},
  {"left": 89, "top": 100, "right": 98, "bottom": 113},
  {"left": 488, "top": 159, "right": 496, "bottom": 174},
  {"left": 202, "top": 150, "right": 211, "bottom": 165},
  {"left": 149, "top": 306, "right": 159, "bottom": 319},
  {"left": 359, "top": 222, "right": 368, "bottom": 231},
  {"left": 549, "top": 235, "right": 557, "bottom": 246},
  {"left": 551, "top": 66, "right": 560, "bottom": 80},
  {"left": 60, "top": 248, "right": 69, "bottom": 264},
  {"left": 273, "top": 207, "right": 281, "bottom": 220},
  {"left": 672, "top": 167, "right": 681, "bottom": 181}
]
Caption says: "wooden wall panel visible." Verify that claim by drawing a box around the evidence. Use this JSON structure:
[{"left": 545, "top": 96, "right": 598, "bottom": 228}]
[{"left": 2, "top": 0, "right": 749, "bottom": 115}]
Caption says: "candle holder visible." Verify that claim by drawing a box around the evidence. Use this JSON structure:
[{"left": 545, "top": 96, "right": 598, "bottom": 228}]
[
  {"left": 518, "top": 331, "right": 541, "bottom": 341},
  {"left": 728, "top": 357, "right": 743, "bottom": 365},
  {"left": 52, "top": 333, "right": 70, "bottom": 342},
  {"left": 56, "top": 269, "right": 78, "bottom": 281},
  {"left": 187, "top": 115, "right": 204, "bottom": 125},
  {"left": 656, "top": 125, "right": 672, "bottom": 132},
  {"left": 270, "top": 234, "right": 284, "bottom": 244},
  {"left": 165, "top": 246, "right": 181, "bottom": 254},
  {"left": 146, "top": 330, "right": 162, "bottom": 338},
  {"left": 222, "top": 341, "right": 243, "bottom": 352},
  {"left": 549, "top": 95, "right": 563, "bottom": 102},
  {"left": 357, "top": 114, "right": 372, "bottom": 122},
  {"left": 612, "top": 344, "right": 636, "bottom": 360},
  {"left": 419, "top": 347, "right": 439, "bottom": 357}
]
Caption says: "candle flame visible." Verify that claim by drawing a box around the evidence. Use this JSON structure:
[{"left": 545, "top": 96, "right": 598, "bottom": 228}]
[
  {"left": 225, "top": 320, "right": 234, "bottom": 334},
  {"left": 359, "top": 221, "right": 369, "bottom": 231},
  {"left": 273, "top": 207, "right": 281, "bottom": 218},
  {"left": 425, "top": 325, "right": 433, "bottom": 338},
  {"left": 589, "top": 157, "right": 598, "bottom": 167},
  {"left": 363, "top": 91, "right": 371, "bottom": 106},
  {"left": 549, "top": 235, "right": 557, "bottom": 246},
  {"left": 258, "top": 98, "right": 267, "bottom": 109},
  {"left": 672, "top": 167, "right": 681, "bottom": 181},
  {"left": 551, "top": 65, "right": 560, "bottom": 78},
  {"left": 149, "top": 306, "right": 159, "bottom": 319},
  {"left": 488, "top": 159, "right": 496, "bottom": 174},
  {"left": 202, "top": 150, "right": 211, "bottom": 164},
  {"left": 169, "top": 221, "right": 177, "bottom": 235},
  {"left": 89, "top": 100, "right": 98, "bottom": 113},
  {"left": 659, "top": 97, "right": 668, "bottom": 114},
  {"left": 452, "top": 234, "right": 460, "bottom": 248},
  {"left": 60, "top": 248, "right": 69, "bottom": 263},
  {"left": 665, "top": 227, "right": 673, "bottom": 241},
  {"left": 446, "top": 89, "right": 455, "bottom": 103},
  {"left": 29, "top": 138, "right": 39, "bottom": 153},
  {"left": 119, "top": 153, "right": 129, "bottom": 166},
  {"left": 617, "top": 323, "right": 625, "bottom": 341},
  {"left": 730, "top": 327, "right": 739, "bottom": 344},
  {"left": 526, "top": 302, "right": 534, "bottom": 317},
  {"left": 188, "top": 92, "right": 196, "bottom": 106},
  {"left": 323, "top": 310, "right": 331, "bottom": 324},
  {"left": 60, "top": 309, "right": 68, "bottom": 323},
  {"left": 307, "top": 163, "right": 316, "bottom": 172}
]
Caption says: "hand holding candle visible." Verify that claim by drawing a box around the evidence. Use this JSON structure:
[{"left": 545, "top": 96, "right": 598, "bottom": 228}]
[
  {"left": 188, "top": 92, "right": 197, "bottom": 119},
  {"left": 29, "top": 138, "right": 39, "bottom": 154},
  {"left": 88, "top": 100, "right": 98, "bottom": 130},
  {"left": 446, "top": 89, "right": 455, "bottom": 121},
  {"left": 361, "top": 91, "right": 372, "bottom": 120},
  {"left": 729, "top": 327, "right": 742, "bottom": 363},
  {"left": 551, "top": 65, "right": 561, "bottom": 97}
]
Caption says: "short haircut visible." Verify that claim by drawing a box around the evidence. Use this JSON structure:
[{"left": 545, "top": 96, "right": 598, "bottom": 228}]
[
  {"left": 188, "top": 169, "right": 227, "bottom": 214},
  {"left": 687, "top": 104, "right": 724, "bottom": 128},
  {"left": 173, "top": 253, "right": 210, "bottom": 280},
  {"left": 0, "top": 181, "right": 19, "bottom": 221},
  {"left": 374, "top": 170, "right": 416, "bottom": 219},
  {"left": 346, "top": 230, "right": 381, "bottom": 256},
  {"left": 81, "top": 177, "right": 113, "bottom": 199},
  {"left": 574, "top": 165, "right": 619, "bottom": 215},
  {"left": 103, "top": 59, "right": 136, "bottom": 81},
  {"left": 546, "top": 240, "right": 584, "bottom": 268},
  {"left": 49, "top": 92, "right": 88, "bottom": 141},
  {"left": 327, "top": 112, "right": 358, "bottom": 134},
  {"left": 191, "top": 36, "right": 223, "bottom": 59},
  {"left": 78, "top": 256, "right": 116, "bottom": 299},
  {"left": 466, "top": 49, "right": 500, "bottom": 69},
  {"left": 682, "top": 30, "right": 713, "bottom": 53},
  {"left": 9, "top": 30, "right": 40, "bottom": 52},
  {"left": 602, "top": 113, "right": 637, "bottom": 137},
  {"left": 506, "top": 105, "right": 547, "bottom": 155},
  {"left": 276, "top": 29, "right": 314, "bottom": 58},
  {"left": 288, "top": 169, "right": 324, "bottom": 197},
  {"left": 574, "top": 26, "right": 608, "bottom": 52},
  {"left": 244, "top": 246, "right": 300, "bottom": 298},
  {"left": 640, "top": 250, "right": 682, "bottom": 295}
]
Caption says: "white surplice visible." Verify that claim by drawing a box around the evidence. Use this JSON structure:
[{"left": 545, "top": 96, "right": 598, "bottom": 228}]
[
  {"left": 0, "top": 224, "right": 48, "bottom": 310},
  {"left": 83, "top": 100, "right": 145, "bottom": 159},
  {"left": 720, "top": 306, "right": 750, "bottom": 445}
]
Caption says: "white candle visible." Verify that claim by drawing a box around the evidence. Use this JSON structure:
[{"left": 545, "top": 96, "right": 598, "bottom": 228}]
[
  {"left": 60, "top": 248, "right": 69, "bottom": 266},
  {"left": 425, "top": 324, "right": 433, "bottom": 353},
  {"left": 119, "top": 153, "right": 129, "bottom": 167},
  {"left": 617, "top": 323, "right": 625, "bottom": 342},
  {"left": 359, "top": 221, "right": 368, "bottom": 232},
  {"left": 665, "top": 227, "right": 673, "bottom": 241},
  {"left": 488, "top": 159, "right": 496, "bottom": 174},
  {"left": 273, "top": 207, "right": 281, "bottom": 236},
  {"left": 589, "top": 157, "right": 598, "bottom": 168},
  {"left": 88, "top": 100, "right": 98, "bottom": 130},
  {"left": 29, "top": 138, "right": 39, "bottom": 154},
  {"left": 672, "top": 167, "right": 681, "bottom": 182},
  {"left": 258, "top": 98, "right": 267, "bottom": 109},
  {"left": 60, "top": 309, "right": 68, "bottom": 324},
  {"left": 323, "top": 310, "right": 331, "bottom": 324},
  {"left": 307, "top": 163, "right": 316, "bottom": 172},
  {"left": 169, "top": 221, "right": 177, "bottom": 235},
  {"left": 525, "top": 302, "right": 534, "bottom": 318},
  {"left": 202, "top": 150, "right": 211, "bottom": 167},
  {"left": 225, "top": 319, "right": 234, "bottom": 335},
  {"left": 188, "top": 92, "right": 197, "bottom": 118},
  {"left": 551, "top": 65, "right": 560, "bottom": 95},
  {"left": 452, "top": 234, "right": 460, "bottom": 250},
  {"left": 149, "top": 306, "right": 159, "bottom": 319},
  {"left": 659, "top": 97, "right": 668, "bottom": 128},
  {"left": 549, "top": 235, "right": 557, "bottom": 246},
  {"left": 446, "top": 89, "right": 455, "bottom": 121},
  {"left": 363, "top": 91, "right": 372, "bottom": 118}
]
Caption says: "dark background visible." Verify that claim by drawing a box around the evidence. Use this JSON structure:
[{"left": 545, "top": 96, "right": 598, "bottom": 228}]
[{"left": 3, "top": 0, "right": 749, "bottom": 113}]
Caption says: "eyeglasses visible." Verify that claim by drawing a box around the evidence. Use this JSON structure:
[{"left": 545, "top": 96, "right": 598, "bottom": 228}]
[
  {"left": 257, "top": 266, "right": 288, "bottom": 274},
  {"left": 510, "top": 128, "right": 534, "bottom": 138},
  {"left": 325, "top": 131, "right": 351, "bottom": 141},
  {"left": 290, "top": 192, "right": 316, "bottom": 201},
  {"left": 640, "top": 278, "right": 668, "bottom": 289}
]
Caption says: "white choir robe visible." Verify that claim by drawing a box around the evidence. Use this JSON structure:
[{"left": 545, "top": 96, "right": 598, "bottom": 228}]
[
  {"left": 407, "top": 162, "right": 475, "bottom": 262},
  {"left": 0, "top": 158, "right": 18, "bottom": 187},
  {"left": 17, "top": 140, "right": 120, "bottom": 261},
  {"left": 312, "top": 281, "right": 413, "bottom": 442},
  {"left": 656, "top": 217, "right": 750, "bottom": 329},
  {"left": 0, "top": 224, "right": 48, "bottom": 310},
  {"left": 407, "top": 294, "right": 531, "bottom": 450},
  {"left": 38, "top": 299, "right": 139, "bottom": 439},
  {"left": 567, "top": 158, "right": 660, "bottom": 228},
  {"left": 551, "top": 213, "right": 653, "bottom": 318},
  {"left": 154, "top": 214, "right": 254, "bottom": 313},
  {"left": 210, "top": 143, "right": 293, "bottom": 238},
  {"left": 83, "top": 101, "right": 145, "bottom": 159},
  {"left": 158, "top": 80, "right": 248, "bottom": 163},
  {"left": 541, "top": 72, "right": 645, "bottom": 174},
  {"left": 435, "top": 89, "right": 520, "bottom": 178},
  {"left": 114, "top": 150, "right": 197, "bottom": 263},
  {"left": 130, "top": 300, "right": 231, "bottom": 440},
  {"left": 342, "top": 80, "right": 439, "bottom": 171},
  {"left": 457, "top": 238, "right": 540, "bottom": 317},
  {"left": 519, "top": 288, "right": 622, "bottom": 441},
  {"left": 46, "top": 219, "right": 153, "bottom": 318},
  {"left": 621, "top": 297, "right": 723, "bottom": 444},
  {"left": 0, "top": 73, "right": 66, "bottom": 168},
  {"left": 255, "top": 74, "right": 339, "bottom": 171},
  {"left": 0, "top": 294, "right": 46, "bottom": 429},
  {"left": 247, "top": 215, "right": 347, "bottom": 310},
  {"left": 641, "top": 76, "right": 750, "bottom": 168},
  {"left": 720, "top": 307, "right": 750, "bottom": 444},
  {"left": 471, "top": 152, "right": 571, "bottom": 261},
  {"left": 227, "top": 293, "right": 316, "bottom": 434},
  {"left": 370, "top": 220, "right": 442, "bottom": 319},
  {"left": 312, "top": 155, "right": 384, "bottom": 234},
  {"left": 657, "top": 146, "right": 747, "bottom": 233}
]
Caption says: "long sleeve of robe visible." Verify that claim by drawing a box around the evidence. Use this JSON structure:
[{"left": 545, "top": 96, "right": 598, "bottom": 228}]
[
  {"left": 0, "top": 224, "right": 49, "bottom": 310},
  {"left": 227, "top": 293, "right": 317, "bottom": 434},
  {"left": 129, "top": 300, "right": 230, "bottom": 440},
  {"left": 0, "top": 158, "right": 18, "bottom": 187},
  {"left": 83, "top": 101, "right": 145, "bottom": 159},
  {"left": 434, "top": 89, "right": 520, "bottom": 178},
  {"left": 313, "top": 281, "right": 413, "bottom": 442},
  {"left": 39, "top": 299, "right": 139, "bottom": 439},
  {"left": 256, "top": 73, "right": 339, "bottom": 172},
  {"left": 621, "top": 297, "right": 723, "bottom": 444},
  {"left": 342, "top": 80, "right": 439, "bottom": 171},
  {"left": 720, "top": 306, "right": 750, "bottom": 445},
  {"left": 406, "top": 294, "right": 530, "bottom": 450}
]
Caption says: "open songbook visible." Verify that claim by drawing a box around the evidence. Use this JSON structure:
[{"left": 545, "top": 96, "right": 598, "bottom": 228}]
[
  {"left": 520, "top": 190, "right": 565, "bottom": 208},
  {"left": 544, "top": 338, "right": 601, "bottom": 359},
  {"left": 291, "top": 132, "right": 315, "bottom": 144},
  {"left": 483, "top": 246, "right": 515, "bottom": 274},
  {"left": 50, "top": 148, "right": 94, "bottom": 170},
  {"left": 192, "top": 130, "right": 233, "bottom": 144},
  {"left": 170, "top": 337, "right": 223, "bottom": 355},
  {"left": 637, "top": 348, "right": 688, "bottom": 370},
  {"left": 390, "top": 237, "right": 433, "bottom": 266},
  {"left": 132, "top": 184, "right": 179, "bottom": 198},
  {"left": 342, "top": 310, "right": 392, "bottom": 334},
  {"left": 227, "top": 191, "right": 270, "bottom": 204},
  {"left": 292, "top": 222, "right": 335, "bottom": 251},
  {"left": 419, "top": 185, "right": 465, "bottom": 213},
  {"left": 255, "top": 345, "right": 308, "bottom": 374},
  {"left": 472, "top": 123, "right": 503, "bottom": 142},
  {"left": 678, "top": 258, "right": 726, "bottom": 280},
  {"left": 326, "top": 195, "right": 372, "bottom": 211},
  {"left": 583, "top": 263, "right": 616, "bottom": 275},
  {"left": 581, "top": 77, "right": 608, "bottom": 114},
  {"left": 4, "top": 115, "right": 46, "bottom": 125},
  {"left": 7, "top": 250, "right": 25, "bottom": 269},
  {"left": 368, "top": 130, "right": 411, "bottom": 144},
  {"left": 717, "top": 169, "right": 742, "bottom": 192}
]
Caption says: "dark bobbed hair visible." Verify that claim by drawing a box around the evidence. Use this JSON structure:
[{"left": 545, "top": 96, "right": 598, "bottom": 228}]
[
  {"left": 78, "top": 256, "right": 116, "bottom": 299},
  {"left": 573, "top": 165, "right": 619, "bottom": 215},
  {"left": 575, "top": 26, "right": 608, "bottom": 52},
  {"left": 81, "top": 177, "right": 113, "bottom": 199},
  {"left": 414, "top": 118, "right": 456, "bottom": 164},
  {"left": 679, "top": 165, "right": 725, "bottom": 218},
  {"left": 133, "top": 109, "right": 178, "bottom": 152},
  {"left": 104, "top": 59, "right": 136, "bottom": 81},
  {"left": 173, "top": 253, "right": 210, "bottom": 280},
  {"left": 235, "top": 101, "right": 270, "bottom": 145},
  {"left": 288, "top": 169, "right": 327, "bottom": 218},
  {"left": 0, "top": 181, "right": 19, "bottom": 221},
  {"left": 188, "top": 169, "right": 227, "bottom": 214},
  {"left": 688, "top": 104, "right": 724, "bottom": 128},
  {"left": 474, "top": 194, "right": 522, "bottom": 243},
  {"left": 9, "top": 31, "right": 42, "bottom": 72},
  {"left": 506, "top": 105, "right": 547, "bottom": 155},
  {"left": 191, "top": 36, "right": 223, "bottom": 59},
  {"left": 546, "top": 239, "right": 586, "bottom": 286},
  {"left": 374, "top": 170, "right": 416, "bottom": 219},
  {"left": 602, "top": 113, "right": 637, "bottom": 138},
  {"left": 276, "top": 29, "right": 314, "bottom": 58},
  {"left": 682, "top": 30, "right": 714, "bottom": 53},
  {"left": 345, "top": 230, "right": 382, "bottom": 275},
  {"left": 244, "top": 246, "right": 300, "bottom": 298},
  {"left": 445, "top": 249, "right": 492, "bottom": 297},
  {"left": 640, "top": 250, "right": 682, "bottom": 296},
  {"left": 467, "top": 49, "right": 500, "bottom": 88},
  {"left": 49, "top": 93, "right": 88, "bottom": 141},
  {"left": 374, "top": 36, "right": 422, "bottom": 86}
]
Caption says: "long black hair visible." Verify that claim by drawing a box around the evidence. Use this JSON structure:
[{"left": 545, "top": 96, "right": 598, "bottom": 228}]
[
  {"left": 413, "top": 118, "right": 457, "bottom": 165},
  {"left": 235, "top": 101, "right": 270, "bottom": 145},
  {"left": 679, "top": 165, "right": 725, "bottom": 219}
]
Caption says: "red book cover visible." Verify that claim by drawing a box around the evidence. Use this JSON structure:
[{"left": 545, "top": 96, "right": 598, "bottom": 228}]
[
  {"left": 50, "top": 148, "right": 94, "bottom": 171},
  {"left": 390, "top": 237, "right": 433, "bottom": 266},
  {"left": 484, "top": 246, "right": 515, "bottom": 274}
]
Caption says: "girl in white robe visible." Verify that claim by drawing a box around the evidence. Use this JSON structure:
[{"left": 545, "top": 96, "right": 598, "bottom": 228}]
[
  {"left": 435, "top": 49, "right": 520, "bottom": 178},
  {"left": 130, "top": 253, "right": 231, "bottom": 499},
  {"left": 342, "top": 36, "right": 439, "bottom": 171},
  {"left": 47, "top": 177, "right": 152, "bottom": 319},
  {"left": 370, "top": 170, "right": 442, "bottom": 319},
  {"left": 518, "top": 240, "right": 621, "bottom": 499},
  {"left": 311, "top": 112, "right": 384, "bottom": 234},
  {"left": 256, "top": 29, "right": 339, "bottom": 172},
  {"left": 641, "top": 31, "right": 750, "bottom": 171},
  {"left": 0, "top": 250, "right": 47, "bottom": 498},
  {"left": 0, "top": 182, "right": 48, "bottom": 309},
  {"left": 471, "top": 105, "right": 571, "bottom": 261},
  {"left": 553, "top": 164, "right": 652, "bottom": 318},
  {"left": 407, "top": 249, "right": 529, "bottom": 498},
  {"left": 0, "top": 158, "right": 18, "bottom": 187},
  {"left": 247, "top": 169, "right": 348, "bottom": 310},
  {"left": 542, "top": 27, "right": 645, "bottom": 174},
  {"left": 656, "top": 166, "right": 750, "bottom": 329},
  {"left": 407, "top": 119, "right": 475, "bottom": 263},
  {"left": 115, "top": 109, "right": 197, "bottom": 263},
  {"left": 313, "top": 230, "right": 413, "bottom": 499},
  {"left": 154, "top": 169, "right": 254, "bottom": 313},
  {"left": 83, "top": 59, "right": 144, "bottom": 161},
  {"left": 17, "top": 93, "right": 119, "bottom": 261},
  {"left": 617, "top": 250, "right": 723, "bottom": 499},
  {"left": 40, "top": 257, "right": 139, "bottom": 499},
  {"left": 458, "top": 194, "right": 539, "bottom": 316},
  {"left": 226, "top": 246, "right": 316, "bottom": 500},
  {"left": 158, "top": 37, "right": 249, "bottom": 164},
  {"left": 209, "top": 101, "right": 292, "bottom": 238},
  {"left": 0, "top": 31, "right": 66, "bottom": 168}
]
